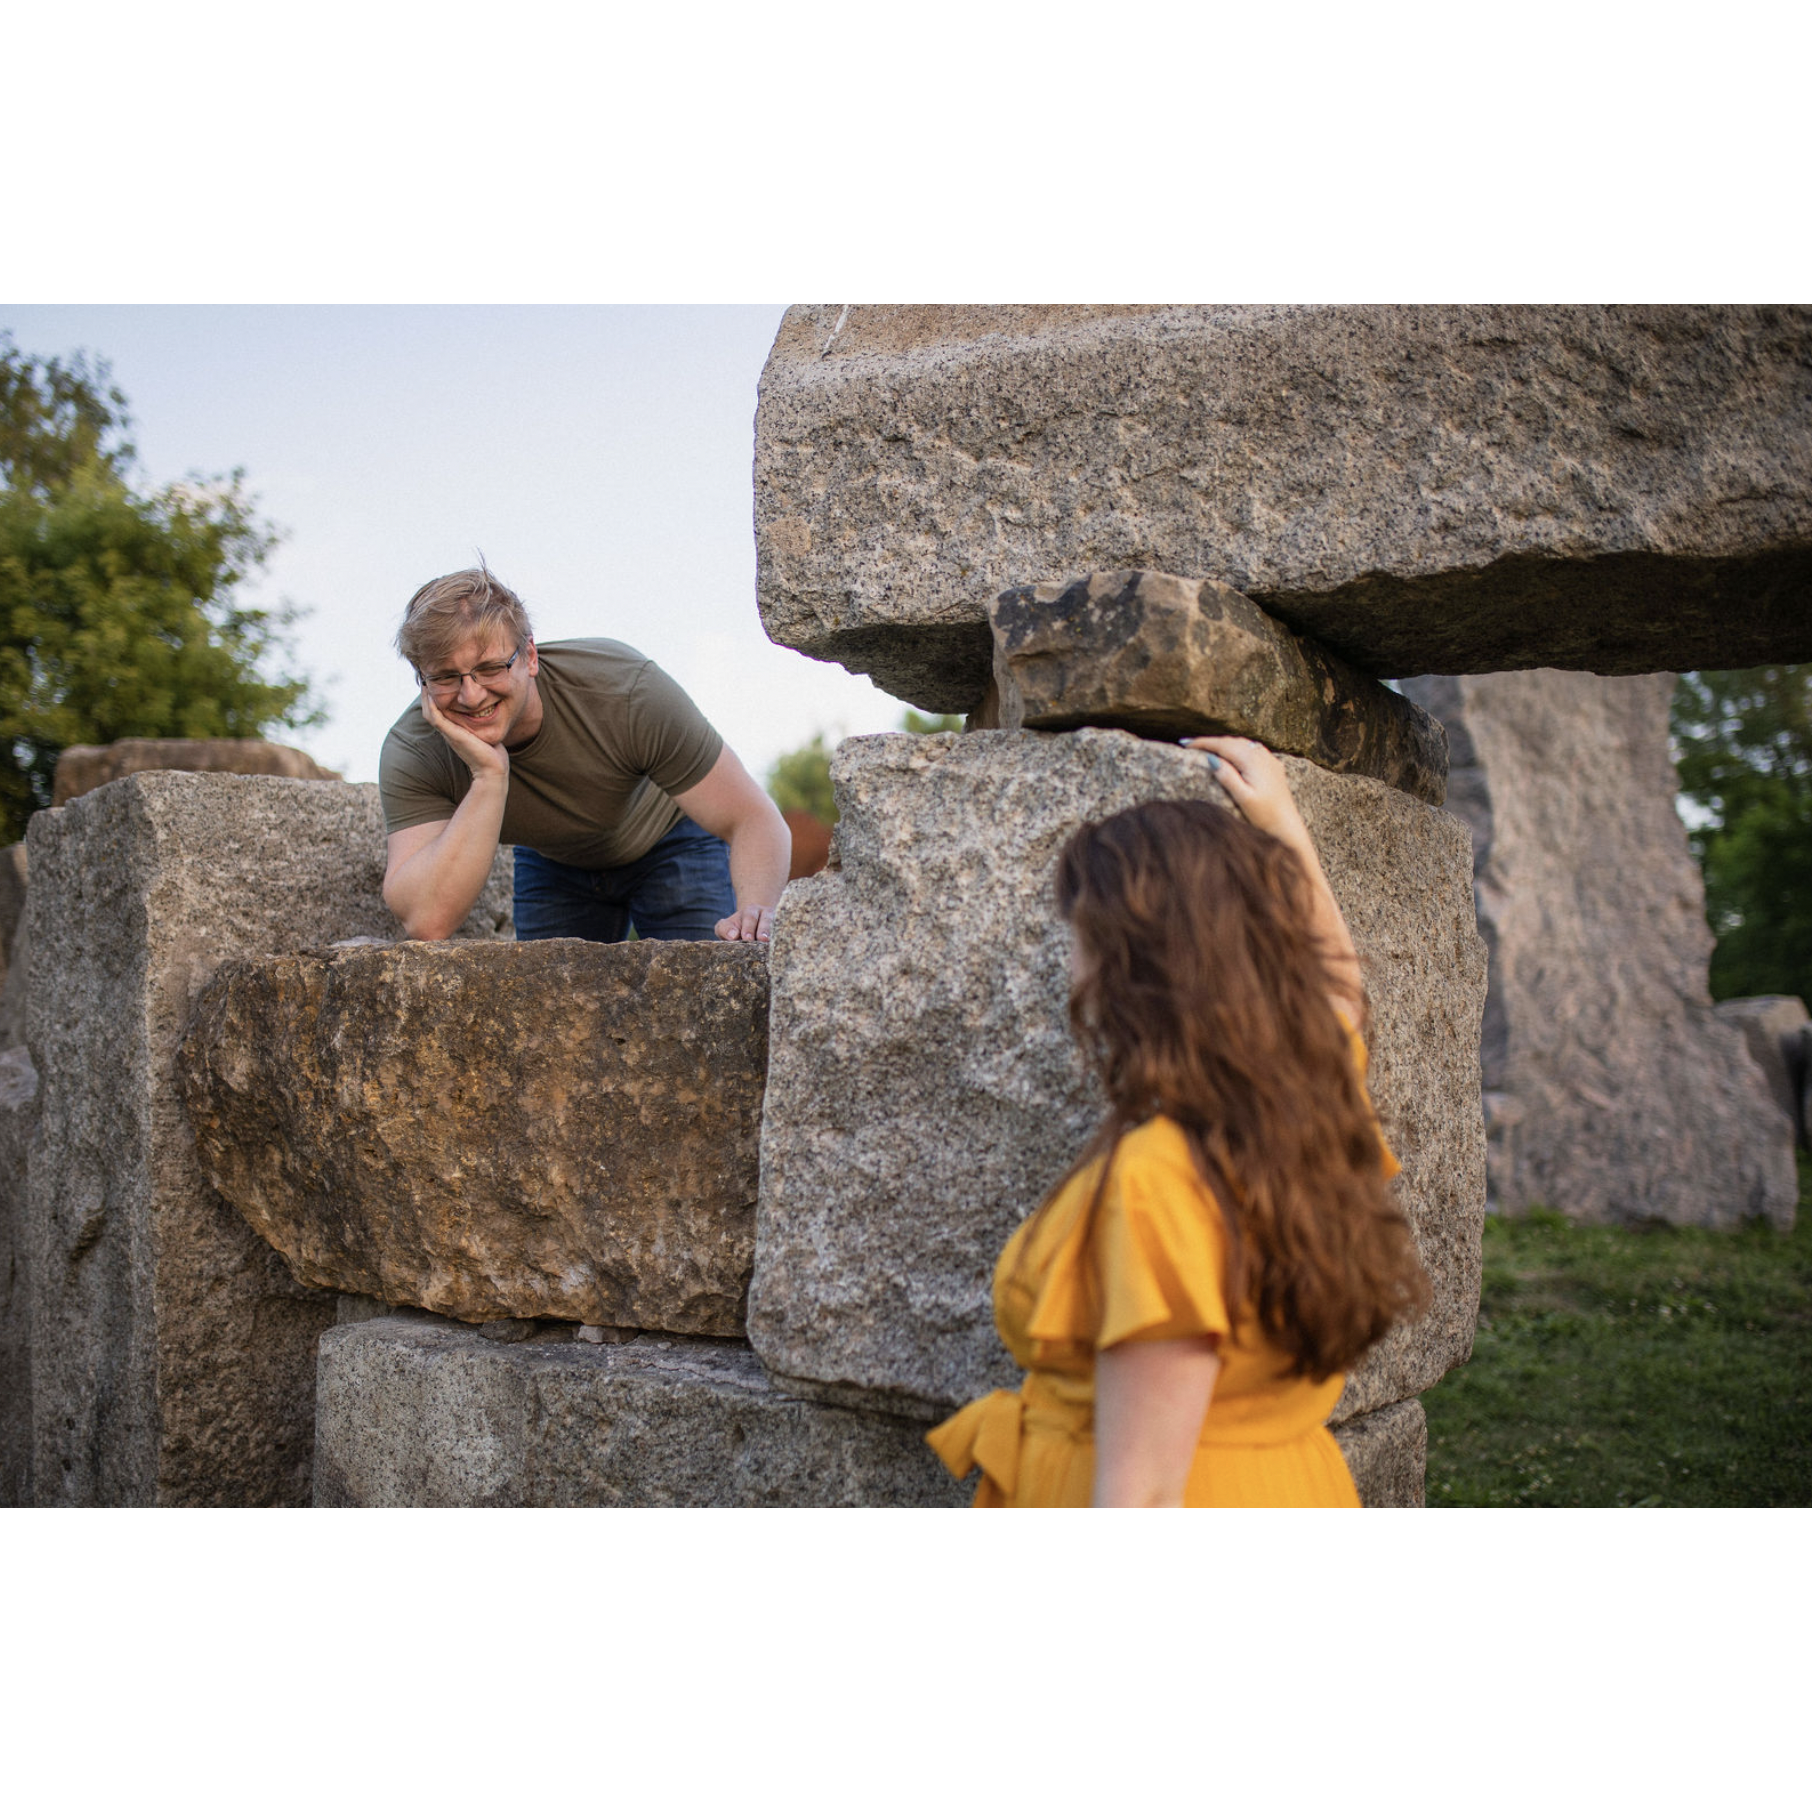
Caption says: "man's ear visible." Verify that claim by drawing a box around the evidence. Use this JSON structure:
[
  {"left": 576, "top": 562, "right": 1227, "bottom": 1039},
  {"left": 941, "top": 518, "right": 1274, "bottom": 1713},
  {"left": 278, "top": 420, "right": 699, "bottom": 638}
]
[{"left": 524, "top": 638, "right": 539, "bottom": 676}]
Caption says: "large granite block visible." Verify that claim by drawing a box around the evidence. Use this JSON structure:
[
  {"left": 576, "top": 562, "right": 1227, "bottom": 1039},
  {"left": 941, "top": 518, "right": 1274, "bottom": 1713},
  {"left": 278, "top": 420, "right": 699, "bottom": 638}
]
[
  {"left": 986, "top": 569, "right": 1448, "bottom": 804},
  {"left": 179, "top": 939, "right": 768, "bottom": 1336},
  {"left": 755, "top": 304, "right": 1812, "bottom": 711},
  {"left": 23, "top": 772, "right": 512, "bottom": 1506},
  {"left": 748, "top": 729, "right": 1488, "bottom": 1422},
  {"left": 314, "top": 1317, "right": 969, "bottom": 1508},
  {"left": 1405, "top": 672, "right": 1797, "bottom": 1228}
]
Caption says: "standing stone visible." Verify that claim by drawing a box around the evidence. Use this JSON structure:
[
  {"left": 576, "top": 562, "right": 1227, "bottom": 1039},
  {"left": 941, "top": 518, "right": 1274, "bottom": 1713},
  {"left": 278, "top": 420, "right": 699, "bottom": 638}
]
[
  {"left": 178, "top": 940, "right": 768, "bottom": 1336},
  {"left": 23, "top": 772, "right": 512, "bottom": 1507},
  {"left": 50, "top": 737, "right": 341, "bottom": 806},
  {"left": 748, "top": 729, "right": 1487, "bottom": 1424},
  {"left": 985, "top": 569, "right": 1449, "bottom": 803},
  {"left": 755, "top": 305, "right": 1812, "bottom": 711},
  {"left": 1403, "top": 671, "right": 1797, "bottom": 1229},
  {"left": 314, "top": 1318, "right": 970, "bottom": 1508}
]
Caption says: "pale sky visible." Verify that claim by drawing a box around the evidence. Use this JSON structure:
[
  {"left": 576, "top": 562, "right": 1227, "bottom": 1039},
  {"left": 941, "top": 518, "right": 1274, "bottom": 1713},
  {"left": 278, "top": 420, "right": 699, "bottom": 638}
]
[{"left": 1, "top": 305, "right": 918, "bottom": 786}]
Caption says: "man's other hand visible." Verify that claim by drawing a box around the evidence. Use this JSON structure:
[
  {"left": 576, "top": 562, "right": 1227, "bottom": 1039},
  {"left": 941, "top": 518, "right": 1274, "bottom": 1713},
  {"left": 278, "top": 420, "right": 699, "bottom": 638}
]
[{"left": 715, "top": 904, "right": 774, "bottom": 943}]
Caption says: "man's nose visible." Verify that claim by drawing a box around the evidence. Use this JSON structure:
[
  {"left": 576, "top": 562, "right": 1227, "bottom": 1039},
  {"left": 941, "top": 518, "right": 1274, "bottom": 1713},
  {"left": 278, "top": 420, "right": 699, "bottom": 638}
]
[{"left": 455, "top": 671, "right": 489, "bottom": 706}]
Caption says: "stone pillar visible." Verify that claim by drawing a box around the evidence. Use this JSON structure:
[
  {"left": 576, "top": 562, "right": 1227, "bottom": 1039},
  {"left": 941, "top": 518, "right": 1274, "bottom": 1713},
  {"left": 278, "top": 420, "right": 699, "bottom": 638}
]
[
  {"left": 23, "top": 772, "right": 512, "bottom": 1506},
  {"left": 747, "top": 729, "right": 1489, "bottom": 1466},
  {"left": 1403, "top": 671, "right": 1797, "bottom": 1229}
]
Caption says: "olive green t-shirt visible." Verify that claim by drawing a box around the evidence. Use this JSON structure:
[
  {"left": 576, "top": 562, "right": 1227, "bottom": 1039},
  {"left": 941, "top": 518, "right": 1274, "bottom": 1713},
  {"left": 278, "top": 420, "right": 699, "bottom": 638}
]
[{"left": 377, "top": 639, "right": 724, "bottom": 869}]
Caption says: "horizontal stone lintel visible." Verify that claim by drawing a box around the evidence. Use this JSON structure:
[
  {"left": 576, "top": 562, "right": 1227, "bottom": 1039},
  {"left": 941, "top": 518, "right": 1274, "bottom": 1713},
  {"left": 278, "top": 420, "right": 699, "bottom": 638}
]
[{"left": 755, "top": 304, "right": 1812, "bottom": 710}]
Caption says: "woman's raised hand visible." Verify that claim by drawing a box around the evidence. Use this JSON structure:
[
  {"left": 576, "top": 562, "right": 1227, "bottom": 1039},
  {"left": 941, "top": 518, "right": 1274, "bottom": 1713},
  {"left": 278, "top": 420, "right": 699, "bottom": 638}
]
[{"left": 1181, "top": 735, "right": 1307, "bottom": 844}]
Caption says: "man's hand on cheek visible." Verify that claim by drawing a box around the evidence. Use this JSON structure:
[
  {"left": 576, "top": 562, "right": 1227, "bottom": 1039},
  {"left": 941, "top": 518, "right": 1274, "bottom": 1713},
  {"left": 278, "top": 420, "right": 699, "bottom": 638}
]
[{"left": 714, "top": 905, "right": 773, "bottom": 943}]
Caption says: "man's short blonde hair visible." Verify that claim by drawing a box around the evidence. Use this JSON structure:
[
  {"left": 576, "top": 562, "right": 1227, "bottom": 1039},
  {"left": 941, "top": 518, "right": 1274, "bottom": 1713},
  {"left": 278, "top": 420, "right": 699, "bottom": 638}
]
[{"left": 396, "top": 563, "right": 534, "bottom": 676}]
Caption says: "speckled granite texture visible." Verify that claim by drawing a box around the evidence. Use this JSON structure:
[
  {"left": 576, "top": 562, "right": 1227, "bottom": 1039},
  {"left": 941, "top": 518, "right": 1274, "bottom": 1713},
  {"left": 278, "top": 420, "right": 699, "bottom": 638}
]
[
  {"left": 314, "top": 1317, "right": 969, "bottom": 1508},
  {"left": 748, "top": 729, "right": 1487, "bottom": 1423}
]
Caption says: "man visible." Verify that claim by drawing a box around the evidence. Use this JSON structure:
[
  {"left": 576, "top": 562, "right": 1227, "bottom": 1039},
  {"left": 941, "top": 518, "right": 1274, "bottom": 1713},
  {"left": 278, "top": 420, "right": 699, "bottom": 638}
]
[{"left": 379, "top": 566, "right": 790, "bottom": 944}]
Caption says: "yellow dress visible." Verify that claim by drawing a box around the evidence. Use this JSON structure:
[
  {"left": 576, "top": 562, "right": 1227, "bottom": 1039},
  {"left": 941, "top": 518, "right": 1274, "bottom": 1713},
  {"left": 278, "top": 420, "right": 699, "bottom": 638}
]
[{"left": 927, "top": 1031, "right": 1399, "bottom": 1509}]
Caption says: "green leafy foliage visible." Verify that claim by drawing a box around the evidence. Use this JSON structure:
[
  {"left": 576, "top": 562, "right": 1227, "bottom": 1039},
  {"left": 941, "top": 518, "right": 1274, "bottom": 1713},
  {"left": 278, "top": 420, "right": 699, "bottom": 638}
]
[
  {"left": 765, "top": 730, "right": 836, "bottom": 824},
  {"left": 1672, "top": 666, "right": 1812, "bottom": 1004},
  {"left": 1422, "top": 1160, "right": 1812, "bottom": 1506},
  {"left": 765, "top": 710, "right": 966, "bottom": 828},
  {"left": 0, "top": 334, "right": 322, "bottom": 843}
]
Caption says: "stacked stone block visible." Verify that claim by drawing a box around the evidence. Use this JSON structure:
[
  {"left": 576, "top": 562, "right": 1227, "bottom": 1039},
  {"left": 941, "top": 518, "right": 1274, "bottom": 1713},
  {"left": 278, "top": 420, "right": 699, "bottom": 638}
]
[{"left": 746, "top": 727, "right": 1486, "bottom": 1488}]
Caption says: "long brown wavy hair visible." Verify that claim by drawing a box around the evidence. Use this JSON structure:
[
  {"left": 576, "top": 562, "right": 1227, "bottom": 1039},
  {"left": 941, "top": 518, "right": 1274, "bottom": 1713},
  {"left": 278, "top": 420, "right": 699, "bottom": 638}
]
[{"left": 1046, "top": 797, "right": 1429, "bottom": 1380}]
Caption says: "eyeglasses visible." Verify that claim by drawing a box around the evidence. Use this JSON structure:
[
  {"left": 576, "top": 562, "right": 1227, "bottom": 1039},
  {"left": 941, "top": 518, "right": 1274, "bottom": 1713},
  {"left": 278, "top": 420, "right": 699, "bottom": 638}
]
[{"left": 417, "top": 642, "right": 526, "bottom": 694}]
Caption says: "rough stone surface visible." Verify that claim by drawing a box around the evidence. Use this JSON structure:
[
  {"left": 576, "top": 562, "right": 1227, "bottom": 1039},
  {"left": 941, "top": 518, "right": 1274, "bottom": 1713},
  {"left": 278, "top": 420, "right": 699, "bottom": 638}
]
[
  {"left": 985, "top": 570, "right": 1448, "bottom": 803},
  {"left": 749, "top": 728, "right": 1487, "bottom": 1422},
  {"left": 1714, "top": 996, "right": 1810, "bottom": 1149},
  {"left": 754, "top": 304, "right": 1812, "bottom": 711},
  {"left": 23, "top": 772, "right": 512, "bottom": 1506},
  {"left": 1404, "top": 671, "right": 1797, "bottom": 1229},
  {"left": 179, "top": 938, "right": 767, "bottom": 1337},
  {"left": 0, "top": 1048, "right": 38, "bottom": 1507},
  {"left": 0, "top": 842, "right": 26, "bottom": 994},
  {"left": 50, "top": 736, "right": 341, "bottom": 806},
  {"left": 1332, "top": 1397, "right": 1427, "bottom": 1509},
  {"left": 314, "top": 1317, "right": 970, "bottom": 1508}
]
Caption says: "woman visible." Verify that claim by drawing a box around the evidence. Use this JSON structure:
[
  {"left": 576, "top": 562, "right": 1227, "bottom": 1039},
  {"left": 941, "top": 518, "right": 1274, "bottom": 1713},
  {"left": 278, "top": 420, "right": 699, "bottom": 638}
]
[{"left": 926, "top": 736, "right": 1430, "bottom": 1508}]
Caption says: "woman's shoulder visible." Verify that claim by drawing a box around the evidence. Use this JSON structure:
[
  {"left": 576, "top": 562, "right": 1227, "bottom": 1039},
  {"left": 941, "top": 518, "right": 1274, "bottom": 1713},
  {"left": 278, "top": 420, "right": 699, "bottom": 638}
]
[{"left": 1109, "top": 1116, "right": 1214, "bottom": 1187}]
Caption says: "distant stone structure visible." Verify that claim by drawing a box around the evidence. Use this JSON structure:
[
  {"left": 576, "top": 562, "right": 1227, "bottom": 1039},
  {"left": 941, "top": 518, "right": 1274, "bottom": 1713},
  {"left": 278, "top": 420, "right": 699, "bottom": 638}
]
[
  {"left": 51, "top": 737, "right": 340, "bottom": 806},
  {"left": 1403, "top": 671, "right": 1796, "bottom": 1229},
  {"left": 1714, "top": 996, "right": 1810, "bottom": 1151}
]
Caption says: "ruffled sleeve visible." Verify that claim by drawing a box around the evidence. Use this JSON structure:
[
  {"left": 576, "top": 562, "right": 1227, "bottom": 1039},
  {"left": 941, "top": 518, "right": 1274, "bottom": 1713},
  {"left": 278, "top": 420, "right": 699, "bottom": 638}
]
[{"left": 1020, "top": 1126, "right": 1234, "bottom": 1356}]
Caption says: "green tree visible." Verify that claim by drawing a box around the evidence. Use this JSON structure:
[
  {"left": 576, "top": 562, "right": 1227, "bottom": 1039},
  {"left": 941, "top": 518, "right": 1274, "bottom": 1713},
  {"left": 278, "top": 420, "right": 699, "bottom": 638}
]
[
  {"left": 0, "top": 334, "right": 321, "bottom": 842},
  {"left": 1672, "top": 666, "right": 1812, "bottom": 1004},
  {"left": 766, "top": 730, "right": 837, "bottom": 824},
  {"left": 765, "top": 709, "right": 967, "bottom": 829}
]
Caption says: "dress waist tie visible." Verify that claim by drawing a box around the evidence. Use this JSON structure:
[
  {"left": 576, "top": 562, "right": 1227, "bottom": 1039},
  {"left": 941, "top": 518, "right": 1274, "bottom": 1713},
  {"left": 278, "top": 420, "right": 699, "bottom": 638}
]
[{"left": 926, "top": 1389, "right": 1025, "bottom": 1504}]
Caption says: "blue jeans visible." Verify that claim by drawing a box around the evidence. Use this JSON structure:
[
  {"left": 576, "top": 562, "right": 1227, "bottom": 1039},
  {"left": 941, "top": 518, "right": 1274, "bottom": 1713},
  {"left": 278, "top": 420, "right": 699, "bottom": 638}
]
[{"left": 512, "top": 817, "right": 734, "bottom": 943}]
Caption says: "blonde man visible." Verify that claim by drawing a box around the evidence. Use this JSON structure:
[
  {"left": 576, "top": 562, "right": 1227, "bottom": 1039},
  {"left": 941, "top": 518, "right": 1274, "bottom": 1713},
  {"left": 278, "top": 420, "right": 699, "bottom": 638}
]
[{"left": 379, "top": 567, "right": 789, "bottom": 944}]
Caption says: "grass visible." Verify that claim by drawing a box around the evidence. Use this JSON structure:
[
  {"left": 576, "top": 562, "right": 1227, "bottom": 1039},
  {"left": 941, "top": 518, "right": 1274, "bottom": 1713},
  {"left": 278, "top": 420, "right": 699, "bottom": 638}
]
[{"left": 1422, "top": 1155, "right": 1812, "bottom": 1507}]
